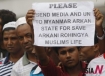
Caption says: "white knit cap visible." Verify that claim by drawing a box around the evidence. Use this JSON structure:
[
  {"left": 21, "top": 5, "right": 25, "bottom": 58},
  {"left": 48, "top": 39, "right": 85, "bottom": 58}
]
[
  {"left": 16, "top": 17, "right": 27, "bottom": 28},
  {"left": 3, "top": 21, "right": 16, "bottom": 30}
]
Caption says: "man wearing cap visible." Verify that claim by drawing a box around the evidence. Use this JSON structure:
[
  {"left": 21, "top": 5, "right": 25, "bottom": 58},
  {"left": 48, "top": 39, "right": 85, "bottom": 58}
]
[
  {"left": 0, "top": 22, "right": 23, "bottom": 76},
  {"left": 11, "top": 17, "right": 43, "bottom": 76},
  {"left": 0, "top": 9, "right": 17, "bottom": 59}
]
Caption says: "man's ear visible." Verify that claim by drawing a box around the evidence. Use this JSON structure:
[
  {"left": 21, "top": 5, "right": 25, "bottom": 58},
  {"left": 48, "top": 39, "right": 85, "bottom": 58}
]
[{"left": 93, "top": 43, "right": 99, "bottom": 52}]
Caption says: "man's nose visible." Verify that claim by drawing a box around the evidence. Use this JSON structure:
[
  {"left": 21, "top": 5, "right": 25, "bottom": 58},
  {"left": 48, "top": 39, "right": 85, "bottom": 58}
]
[
  {"left": 7, "top": 39, "right": 12, "bottom": 45},
  {"left": 23, "top": 37, "right": 28, "bottom": 44},
  {"left": 66, "top": 52, "right": 71, "bottom": 58}
]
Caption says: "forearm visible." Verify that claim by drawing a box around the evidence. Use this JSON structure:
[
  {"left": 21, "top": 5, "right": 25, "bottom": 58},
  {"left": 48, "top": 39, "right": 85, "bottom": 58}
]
[
  {"left": 96, "top": 26, "right": 105, "bottom": 54},
  {"left": 35, "top": 46, "right": 49, "bottom": 66}
]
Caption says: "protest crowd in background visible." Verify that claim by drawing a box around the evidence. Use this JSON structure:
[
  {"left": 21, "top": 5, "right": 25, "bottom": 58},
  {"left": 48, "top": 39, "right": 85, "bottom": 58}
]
[{"left": 0, "top": 1, "right": 105, "bottom": 76}]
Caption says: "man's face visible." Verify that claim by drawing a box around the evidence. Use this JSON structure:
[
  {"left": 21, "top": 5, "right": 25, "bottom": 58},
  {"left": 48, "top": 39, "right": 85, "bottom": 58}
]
[
  {"left": 16, "top": 24, "right": 33, "bottom": 52},
  {"left": 58, "top": 47, "right": 79, "bottom": 68},
  {"left": 3, "top": 29, "right": 21, "bottom": 53},
  {"left": 79, "top": 46, "right": 95, "bottom": 62}
]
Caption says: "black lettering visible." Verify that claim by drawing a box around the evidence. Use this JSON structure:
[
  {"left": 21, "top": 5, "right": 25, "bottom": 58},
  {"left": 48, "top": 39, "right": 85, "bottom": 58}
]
[
  {"left": 49, "top": 3, "right": 77, "bottom": 8},
  {"left": 52, "top": 12, "right": 69, "bottom": 17},
  {"left": 45, "top": 40, "right": 69, "bottom": 44},
  {"left": 83, "top": 12, "right": 91, "bottom": 16},
  {"left": 35, "top": 13, "right": 50, "bottom": 17},
  {"left": 49, "top": 4, "right": 54, "bottom": 8},
  {"left": 41, "top": 26, "right": 44, "bottom": 31},
  {"left": 60, "top": 26, "right": 71, "bottom": 30},
  {"left": 40, "top": 26, "right": 58, "bottom": 31},
  {"left": 60, "top": 33, "right": 88, "bottom": 37},
  {"left": 44, "top": 19, "right": 71, "bottom": 24},
  {"left": 73, "top": 19, "right": 91, "bottom": 23},
  {"left": 72, "top": 26, "right": 86, "bottom": 30},
  {"left": 39, "top": 33, "right": 59, "bottom": 38},
  {"left": 71, "top": 40, "right": 82, "bottom": 44},
  {"left": 70, "top": 12, "right": 81, "bottom": 16}
]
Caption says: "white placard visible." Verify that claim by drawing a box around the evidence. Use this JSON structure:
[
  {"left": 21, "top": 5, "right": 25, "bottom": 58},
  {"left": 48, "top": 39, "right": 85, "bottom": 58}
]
[{"left": 32, "top": 1, "right": 95, "bottom": 47}]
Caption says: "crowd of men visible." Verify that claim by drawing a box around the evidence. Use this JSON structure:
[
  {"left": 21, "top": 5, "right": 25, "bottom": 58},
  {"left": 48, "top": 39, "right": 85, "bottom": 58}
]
[{"left": 0, "top": 7, "right": 105, "bottom": 76}]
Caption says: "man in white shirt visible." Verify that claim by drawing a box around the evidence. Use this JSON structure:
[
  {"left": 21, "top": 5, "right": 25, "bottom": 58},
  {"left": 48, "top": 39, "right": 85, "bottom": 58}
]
[
  {"left": 86, "top": 54, "right": 105, "bottom": 76},
  {"left": 86, "top": 8, "right": 105, "bottom": 76},
  {"left": 11, "top": 17, "right": 43, "bottom": 76}
]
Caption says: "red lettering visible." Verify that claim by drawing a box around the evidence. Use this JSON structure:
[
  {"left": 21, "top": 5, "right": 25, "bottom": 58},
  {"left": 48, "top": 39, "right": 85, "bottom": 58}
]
[{"left": 94, "top": 65, "right": 103, "bottom": 74}]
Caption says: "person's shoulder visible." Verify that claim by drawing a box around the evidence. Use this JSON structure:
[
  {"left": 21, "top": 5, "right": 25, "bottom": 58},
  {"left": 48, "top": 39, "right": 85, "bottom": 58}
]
[
  {"left": 89, "top": 54, "right": 104, "bottom": 65},
  {"left": 0, "top": 57, "right": 6, "bottom": 66},
  {"left": 92, "top": 54, "right": 104, "bottom": 61}
]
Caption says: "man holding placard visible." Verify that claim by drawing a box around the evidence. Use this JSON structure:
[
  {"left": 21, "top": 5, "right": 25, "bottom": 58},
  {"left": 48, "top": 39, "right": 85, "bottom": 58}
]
[{"left": 26, "top": 1, "right": 104, "bottom": 76}]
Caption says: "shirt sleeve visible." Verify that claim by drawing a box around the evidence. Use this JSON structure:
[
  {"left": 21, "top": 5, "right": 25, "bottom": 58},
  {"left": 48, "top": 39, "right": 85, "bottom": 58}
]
[{"left": 38, "top": 58, "right": 60, "bottom": 76}]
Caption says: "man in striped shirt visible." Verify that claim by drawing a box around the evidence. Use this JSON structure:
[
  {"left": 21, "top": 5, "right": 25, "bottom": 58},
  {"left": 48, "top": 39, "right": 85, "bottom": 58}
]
[
  {"left": 0, "top": 9, "right": 17, "bottom": 59},
  {"left": 0, "top": 53, "right": 14, "bottom": 76},
  {"left": 0, "top": 22, "right": 23, "bottom": 76}
]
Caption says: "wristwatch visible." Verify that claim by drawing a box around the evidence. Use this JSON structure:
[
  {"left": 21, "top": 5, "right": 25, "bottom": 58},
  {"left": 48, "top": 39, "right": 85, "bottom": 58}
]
[{"left": 97, "top": 29, "right": 105, "bottom": 40}]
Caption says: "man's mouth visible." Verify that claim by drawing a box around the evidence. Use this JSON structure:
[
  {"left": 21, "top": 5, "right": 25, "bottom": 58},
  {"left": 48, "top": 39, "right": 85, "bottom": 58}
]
[
  {"left": 66, "top": 59, "right": 74, "bottom": 63},
  {"left": 7, "top": 47, "right": 14, "bottom": 50},
  {"left": 25, "top": 45, "right": 30, "bottom": 49}
]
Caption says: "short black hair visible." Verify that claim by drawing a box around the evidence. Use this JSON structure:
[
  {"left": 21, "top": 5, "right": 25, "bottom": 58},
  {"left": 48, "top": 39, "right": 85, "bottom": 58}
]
[
  {"left": 53, "top": 31, "right": 98, "bottom": 54},
  {"left": 0, "top": 9, "right": 16, "bottom": 27},
  {"left": 53, "top": 47, "right": 80, "bottom": 55},
  {"left": 53, "top": 47, "right": 63, "bottom": 54}
]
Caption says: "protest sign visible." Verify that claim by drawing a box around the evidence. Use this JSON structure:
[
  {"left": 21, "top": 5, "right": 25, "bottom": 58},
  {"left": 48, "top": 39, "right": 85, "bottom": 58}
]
[{"left": 32, "top": 1, "right": 95, "bottom": 46}]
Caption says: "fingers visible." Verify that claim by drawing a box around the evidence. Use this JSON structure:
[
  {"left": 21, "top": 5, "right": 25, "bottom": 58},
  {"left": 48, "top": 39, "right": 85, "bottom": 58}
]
[
  {"left": 57, "top": 62, "right": 62, "bottom": 68},
  {"left": 45, "top": 47, "right": 51, "bottom": 52},
  {"left": 28, "top": 9, "right": 35, "bottom": 13},
  {"left": 26, "top": 9, "right": 35, "bottom": 21},
  {"left": 94, "top": 8, "right": 104, "bottom": 20},
  {"left": 25, "top": 9, "right": 35, "bottom": 27},
  {"left": 94, "top": 8, "right": 99, "bottom": 15},
  {"left": 94, "top": 8, "right": 99, "bottom": 19}
]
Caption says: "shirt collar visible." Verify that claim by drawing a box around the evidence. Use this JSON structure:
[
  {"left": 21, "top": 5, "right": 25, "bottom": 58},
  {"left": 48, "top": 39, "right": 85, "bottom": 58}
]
[
  {"left": 33, "top": 66, "right": 42, "bottom": 74},
  {"left": 4, "top": 53, "right": 10, "bottom": 64},
  {"left": 22, "top": 52, "right": 30, "bottom": 66}
]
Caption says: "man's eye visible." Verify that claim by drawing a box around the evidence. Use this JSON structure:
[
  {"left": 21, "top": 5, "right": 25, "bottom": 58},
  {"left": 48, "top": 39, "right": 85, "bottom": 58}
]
[
  {"left": 68, "top": 48, "right": 75, "bottom": 53},
  {"left": 26, "top": 34, "right": 32, "bottom": 38},
  {"left": 18, "top": 37, "right": 23, "bottom": 40},
  {"left": 11, "top": 37, "right": 17, "bottom": 40},
  {"left": 60, "top": 51, "right": 66, "bottom": 55},
  {"left": 3, "top": 38, "right": 8, "bottom": 41}
]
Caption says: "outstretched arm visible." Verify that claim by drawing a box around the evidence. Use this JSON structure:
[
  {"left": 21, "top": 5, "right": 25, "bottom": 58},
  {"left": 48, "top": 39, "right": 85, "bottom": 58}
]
[
  {"left": 94, "top": 8, "right": 105, "bottom": 54},
  {"left": 26, "top": 9, "right": 49, "bottom": 66}
]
